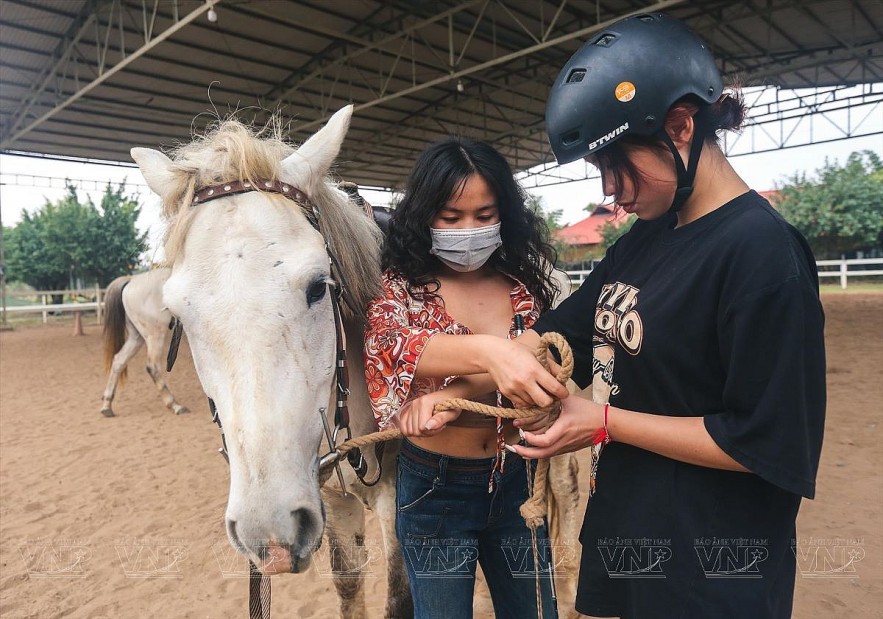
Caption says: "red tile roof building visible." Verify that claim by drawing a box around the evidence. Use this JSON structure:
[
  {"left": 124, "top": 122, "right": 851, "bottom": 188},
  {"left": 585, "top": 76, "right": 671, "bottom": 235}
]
[
  {"left": 553, "top": 205, "right": 630, "bottom": 265},
  {"left": 554, "top": 205, "right": 620, "bottom": 246}
]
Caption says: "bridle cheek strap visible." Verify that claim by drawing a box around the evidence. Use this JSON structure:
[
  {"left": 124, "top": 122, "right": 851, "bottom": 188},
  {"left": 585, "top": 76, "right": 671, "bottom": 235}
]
[{"left": 167, "top": 178, "right": 374, "bottom": 484}]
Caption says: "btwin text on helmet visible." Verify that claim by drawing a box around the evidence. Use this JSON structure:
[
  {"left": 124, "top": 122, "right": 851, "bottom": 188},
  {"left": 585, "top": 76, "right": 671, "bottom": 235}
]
[{"left": 588, "top": 122, "right": 629, "bottom": 152}]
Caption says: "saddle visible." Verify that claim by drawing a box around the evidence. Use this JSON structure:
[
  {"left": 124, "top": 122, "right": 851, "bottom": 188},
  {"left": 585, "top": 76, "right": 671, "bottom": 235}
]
[{"left": 338, "top": 181, "right": 393, "bottom": 234}]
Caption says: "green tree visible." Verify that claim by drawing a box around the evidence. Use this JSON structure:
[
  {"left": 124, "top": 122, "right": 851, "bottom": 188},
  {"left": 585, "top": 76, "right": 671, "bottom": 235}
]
[
  {"left": 4, "top": 182, "right": 148, "bottom": 289},
  {"left": 526, "top": 194, "right": 568, "bottom": 258},
  {"left": 526, "top": 194, "right": 563, "bottom": 232},
  {"left": 4, "top": 210, "right": 68, "bottom": 290},
  {"left": 775, "top": 150, "right": 883, "bottom": 259},
  {"left": 599, "top": 214, "right": 637, "bottom": 251},
  {"left": 91, "top": 182, "right": 149, "bottom": 285}
]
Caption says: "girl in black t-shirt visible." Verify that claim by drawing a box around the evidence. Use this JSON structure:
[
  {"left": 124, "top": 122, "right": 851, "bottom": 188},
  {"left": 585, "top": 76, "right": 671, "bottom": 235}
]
[{"left": 401, "top": 13, "right": 826, "bottom": 619}]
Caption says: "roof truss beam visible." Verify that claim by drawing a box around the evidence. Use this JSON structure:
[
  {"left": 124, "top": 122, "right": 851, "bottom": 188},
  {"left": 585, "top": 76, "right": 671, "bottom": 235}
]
[{"left": 0, "top": 0, "right": 218, "bottom": 149}]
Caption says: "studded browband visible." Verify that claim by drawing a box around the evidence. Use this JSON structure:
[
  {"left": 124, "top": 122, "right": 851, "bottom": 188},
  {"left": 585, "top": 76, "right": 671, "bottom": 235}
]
[{"left": 192, "top": 179, "right": 310, "bottom": 206}]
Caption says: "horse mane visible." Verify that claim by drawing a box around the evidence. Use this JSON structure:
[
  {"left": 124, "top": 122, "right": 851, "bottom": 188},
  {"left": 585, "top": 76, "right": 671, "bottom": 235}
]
[{"left": 159, "top": 116, "right": 382, "bottom": 319}]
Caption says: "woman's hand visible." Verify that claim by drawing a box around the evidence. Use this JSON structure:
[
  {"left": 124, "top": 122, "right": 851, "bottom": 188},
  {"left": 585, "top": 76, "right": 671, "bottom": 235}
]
[
  {"left": 507, "top": 396, "right": 604, "bottom": 459},
  {"left": 483, "top": 338, "right": 569, "bottom": 408},
  {"left": 394, "top": 391, "right": 463, "bottom": 437},
  {"left": 512, "top": 405, "right": 559, "bottom": 434}
]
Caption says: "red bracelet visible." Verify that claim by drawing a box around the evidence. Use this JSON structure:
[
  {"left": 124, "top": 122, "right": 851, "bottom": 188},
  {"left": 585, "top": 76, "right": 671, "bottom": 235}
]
[{"left": 590, "top": 403, "right": 613, "bottom": 446}]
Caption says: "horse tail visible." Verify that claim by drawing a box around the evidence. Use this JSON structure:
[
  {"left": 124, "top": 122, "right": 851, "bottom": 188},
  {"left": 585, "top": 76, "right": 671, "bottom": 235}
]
[{"left": 103, "top": 276, "right": 132, "bottom": 382}]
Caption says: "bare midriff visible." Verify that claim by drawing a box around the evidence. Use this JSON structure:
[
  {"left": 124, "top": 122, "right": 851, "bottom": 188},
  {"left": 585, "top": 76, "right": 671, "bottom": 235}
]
[
  {"left": 408, "top": 391, "right": 521, "bottom": 458},
  {"left": 411, "top": 270, "right": 521, "bottom": 458},
  {"left": 408, "top": 424, "right": 521, "bottom": 458}
]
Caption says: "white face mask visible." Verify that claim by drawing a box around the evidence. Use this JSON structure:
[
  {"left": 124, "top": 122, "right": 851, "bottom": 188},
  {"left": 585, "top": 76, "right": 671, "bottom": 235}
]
[{"left": 429, "top": 222, "right": 503, "bottom": 272}]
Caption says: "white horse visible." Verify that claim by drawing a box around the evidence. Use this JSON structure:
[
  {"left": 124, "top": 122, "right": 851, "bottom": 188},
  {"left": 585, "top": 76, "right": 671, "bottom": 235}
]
[
  {"left": 101, "top": 268, "right": 190, "bottom": 417},
  {"left": 131, "top": 106, "right": 580, "bottom": 618},
  {"left": 131, "top": 107, "right": 410, "bottom": 617}
]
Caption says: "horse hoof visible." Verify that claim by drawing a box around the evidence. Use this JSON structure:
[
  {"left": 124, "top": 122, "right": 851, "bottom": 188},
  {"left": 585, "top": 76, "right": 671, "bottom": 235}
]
[
  {"left": 174, "top": 406, "right": 190, "bottom": 415},
  {"left": 100, "top": 408, "right": 115, "bottom": 417}
]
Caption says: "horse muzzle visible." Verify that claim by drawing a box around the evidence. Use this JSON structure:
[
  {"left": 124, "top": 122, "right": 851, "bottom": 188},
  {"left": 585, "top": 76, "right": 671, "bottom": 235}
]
[
  {"left": 256, "top": 542, "right": 312, "bottom": 575},
  {"left": 226, "top": 506, "right": 324, "bottom": 575}
]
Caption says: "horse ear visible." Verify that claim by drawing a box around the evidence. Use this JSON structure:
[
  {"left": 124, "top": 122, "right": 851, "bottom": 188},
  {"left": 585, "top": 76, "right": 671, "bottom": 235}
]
[
  {"left": 281, "top": 105, "right": 353, "bottom": 192},
  {"left": 131, "top": 147, "right": 178, "bottom": 203}
]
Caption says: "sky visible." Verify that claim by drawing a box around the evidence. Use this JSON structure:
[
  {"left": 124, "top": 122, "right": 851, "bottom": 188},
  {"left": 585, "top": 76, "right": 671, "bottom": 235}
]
[
  {"left": 1, "top": 96, "right": 880, "bottom": 263},
  {"left": 522, "top": 132, "right": 882, "bottom": 223}
]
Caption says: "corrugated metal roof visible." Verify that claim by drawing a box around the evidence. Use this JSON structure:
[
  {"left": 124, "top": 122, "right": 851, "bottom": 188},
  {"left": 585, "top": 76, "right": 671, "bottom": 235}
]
[{"left": 1, "top": 0, "right": 881, "bottom": 188}]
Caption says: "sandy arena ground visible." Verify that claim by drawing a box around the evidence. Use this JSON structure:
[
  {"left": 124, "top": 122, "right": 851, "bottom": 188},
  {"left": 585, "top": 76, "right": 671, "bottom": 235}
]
[{"left": 0, "top": 292, "right": 881, "bottom": 618}]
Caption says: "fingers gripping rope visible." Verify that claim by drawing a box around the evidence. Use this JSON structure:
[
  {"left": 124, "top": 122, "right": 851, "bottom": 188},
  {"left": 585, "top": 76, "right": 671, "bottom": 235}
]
[
  {"left": 323, "top": 333, "right": 572, "bottom": 619},
  {"left": 323, "top": 332, "right": 573, "bottom": 527}
]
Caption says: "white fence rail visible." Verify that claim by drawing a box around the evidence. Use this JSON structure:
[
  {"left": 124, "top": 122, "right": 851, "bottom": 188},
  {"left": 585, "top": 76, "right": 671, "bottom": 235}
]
[
  {"left": 3, "top": 287, "right": 104, "bottom": 324},
  {"left": 815, "top": 258, "right": 883, "bottom": 288},
  {"left": 565, "top": 258, "right": 883, "bottom": 289},
  {"left": 1, "top": 258, "right": 881, "bottom": 323}
]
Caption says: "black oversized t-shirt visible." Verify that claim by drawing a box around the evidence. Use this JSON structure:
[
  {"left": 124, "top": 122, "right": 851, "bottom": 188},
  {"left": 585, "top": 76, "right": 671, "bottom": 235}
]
[{"left": 532, "top": 191, "right": 825, "bottom": 618}]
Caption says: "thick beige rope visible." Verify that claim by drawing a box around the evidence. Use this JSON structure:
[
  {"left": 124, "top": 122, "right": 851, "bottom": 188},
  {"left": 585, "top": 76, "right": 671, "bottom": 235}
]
[
  {"left": 324, "top": 332, "right": 573, "bottom": 531},
  {"left": 322, "top": 333, "right": 572, "bottom": 619}
]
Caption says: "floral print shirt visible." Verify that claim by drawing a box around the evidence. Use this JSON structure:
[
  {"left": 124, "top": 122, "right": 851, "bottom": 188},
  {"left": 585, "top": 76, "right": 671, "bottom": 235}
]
[{"left": 364, "top": 270, "right": 541, "bottom": 429}]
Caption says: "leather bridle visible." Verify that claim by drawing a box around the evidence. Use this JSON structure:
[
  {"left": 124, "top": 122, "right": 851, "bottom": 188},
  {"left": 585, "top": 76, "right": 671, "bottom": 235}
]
[{"left": 165, "top": 178, "right": 380, "bottom": 487}]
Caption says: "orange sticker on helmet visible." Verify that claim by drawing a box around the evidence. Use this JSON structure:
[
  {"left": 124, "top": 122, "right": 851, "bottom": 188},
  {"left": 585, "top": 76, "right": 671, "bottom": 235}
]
[{"left": 615, "top": 81, "right": 636, "bottom": 102}]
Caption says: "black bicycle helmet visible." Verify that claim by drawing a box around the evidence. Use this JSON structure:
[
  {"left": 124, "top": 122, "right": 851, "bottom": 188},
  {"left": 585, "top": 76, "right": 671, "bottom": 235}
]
[{"left": 546, "top": 13, "right": 723, "bottom": 210}]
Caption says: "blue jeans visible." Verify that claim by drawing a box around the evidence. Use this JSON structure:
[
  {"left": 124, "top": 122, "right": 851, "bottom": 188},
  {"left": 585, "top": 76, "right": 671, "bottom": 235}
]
[{"left": 396, "top": 439, "right": 558, "bottom": 619}]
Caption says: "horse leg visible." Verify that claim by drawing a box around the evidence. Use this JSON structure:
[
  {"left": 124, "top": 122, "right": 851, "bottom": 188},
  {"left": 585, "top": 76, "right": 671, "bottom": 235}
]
[
  {"left": 100, "top": 326, "right": 143, "bottom": 417},
  {"left": 368, "top": 448, "right": 413, "bottom": 619},
  {"left": 145, "top": 334, "right": 189, "bottom": 415},
  {"left": 548, "top": 453, "right": 582, "bottom": 619},
  {"left": 322, "top": 487, "right": 370, "bottom": 619}
]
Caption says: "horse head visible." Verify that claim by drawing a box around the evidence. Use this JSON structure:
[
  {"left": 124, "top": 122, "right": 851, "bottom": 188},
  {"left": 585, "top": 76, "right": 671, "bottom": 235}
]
[{"left": 131, "top": 105, "right": 382, "bottom": 574}]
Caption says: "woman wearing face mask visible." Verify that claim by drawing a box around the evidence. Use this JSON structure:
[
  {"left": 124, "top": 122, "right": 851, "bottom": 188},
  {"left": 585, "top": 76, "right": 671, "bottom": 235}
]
[
  {"left": 364, "top": 137, "right": 559, "bottom": 618},
  {"left": 402, "top": 13, "right": 826, "bottom": 618}
]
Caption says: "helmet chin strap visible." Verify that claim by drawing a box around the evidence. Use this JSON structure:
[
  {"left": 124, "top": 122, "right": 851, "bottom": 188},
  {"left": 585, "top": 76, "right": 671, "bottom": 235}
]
[{"left": 656, "top": 107, "right": 708, "bottom": 213}]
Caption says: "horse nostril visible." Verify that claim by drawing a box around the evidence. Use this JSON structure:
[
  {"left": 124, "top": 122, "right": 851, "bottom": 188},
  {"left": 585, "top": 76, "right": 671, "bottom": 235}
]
[
  {"left": 292, "top": 508, "right": 309, "bottom": 532},
  {"left": 226, "top": 518, "right": 246, "bottom": 554},
  {"left": 291, "top": 508, "right": 321, "bottom": 546}
]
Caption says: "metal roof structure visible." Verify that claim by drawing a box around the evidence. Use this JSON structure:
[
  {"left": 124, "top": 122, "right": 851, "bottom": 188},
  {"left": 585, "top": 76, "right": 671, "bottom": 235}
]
[{"left": 1, "top": 0, "right": 881, "bottom": 189}]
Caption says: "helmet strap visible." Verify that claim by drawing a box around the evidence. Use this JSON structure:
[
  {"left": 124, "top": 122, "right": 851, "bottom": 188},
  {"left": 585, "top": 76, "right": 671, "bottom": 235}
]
[{"left": 657, "top": 106, "right": 708, "bottom": 213}]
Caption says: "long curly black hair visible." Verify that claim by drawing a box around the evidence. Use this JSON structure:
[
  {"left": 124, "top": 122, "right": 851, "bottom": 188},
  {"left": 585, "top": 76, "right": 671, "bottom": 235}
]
[{"left": 383, "top": 137, "right": 559, "bottom": 312}]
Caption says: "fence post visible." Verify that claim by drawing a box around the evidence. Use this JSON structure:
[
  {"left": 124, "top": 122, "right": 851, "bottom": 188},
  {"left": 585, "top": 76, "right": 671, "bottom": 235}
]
[
  {"left": 95, "top": 284, "right": 102, "bottom": 326},
  {"left": 840, "top": 258, "right": 848, "bottom": 289},
  {"left": 72, "top": 311, "right": 84, "bottom": 336},
  {"left": 41, "top": 294, "right": 48, "bottom": 323}
]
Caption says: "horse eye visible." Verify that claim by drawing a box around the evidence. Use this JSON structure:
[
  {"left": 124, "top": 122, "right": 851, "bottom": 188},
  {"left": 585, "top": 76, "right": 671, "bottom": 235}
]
[{"left": 306, "top": 280, "right": 327, "bottom": 306}]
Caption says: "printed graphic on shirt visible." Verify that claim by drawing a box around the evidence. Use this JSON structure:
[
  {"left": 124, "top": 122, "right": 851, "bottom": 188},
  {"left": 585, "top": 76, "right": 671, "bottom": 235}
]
[
  {"left": 586, "top": 282, "right": 643, "bottom": 497},
  {"left": 591, "top": 339, "right": 620, "bottom": 403},
  {"left": 588, "top": 339, "right": 616, "bottom": 496},
  {"left": 595, "top": 282, "right": 643, "bottom": 355},
  {"left": 591, "top": 281, "right": 643, "bottom": 402}
]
